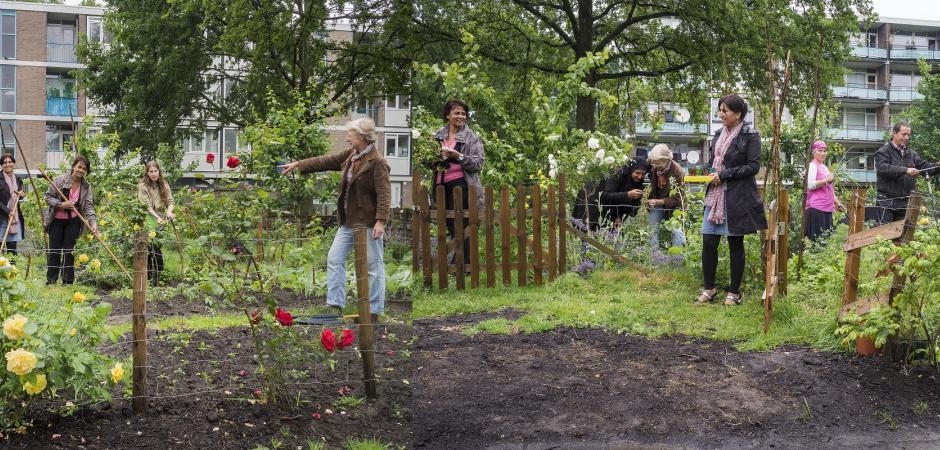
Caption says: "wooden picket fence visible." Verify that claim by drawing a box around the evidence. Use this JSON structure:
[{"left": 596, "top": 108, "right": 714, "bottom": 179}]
[{"left": 411, "top": 173, "right": 569, "bottom": 290}]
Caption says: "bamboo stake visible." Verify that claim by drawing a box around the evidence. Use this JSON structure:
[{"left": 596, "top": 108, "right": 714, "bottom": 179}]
[
  {"left": 0, "top": 200, "right": 18, "bottom": 251},
  {"left": 35, "top": 164, "right": 131, "bottom": 280}
]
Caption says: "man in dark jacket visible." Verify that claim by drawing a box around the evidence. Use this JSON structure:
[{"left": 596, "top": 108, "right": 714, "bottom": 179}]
[{"left": 874, "top": 122, "right": 940, "bottom": 223}]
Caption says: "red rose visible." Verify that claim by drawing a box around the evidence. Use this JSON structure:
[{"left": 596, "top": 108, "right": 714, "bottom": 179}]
[
  {"left": 338, "top": 329, "right": 355, "bottom": 349},
  {"left": 311, "top": 412, "right": 321, "bottom": 420},
  {"left": 226, "top": 155, "right": 240, "bottom": 168},
  {"left": 250, "top": 309, "right": 261, "bottom": 325},
  {"left": 206, "top": 152, "right": 215, "bottom": 164},
  {"left": 337, "top": 385, "right": 353, "bottom": 395},
  {"left": 320, "top": 329, "right": 335, "bottom": 352},
  {"left": 275, "top": 308, "right": 293, "bottom": 327}
]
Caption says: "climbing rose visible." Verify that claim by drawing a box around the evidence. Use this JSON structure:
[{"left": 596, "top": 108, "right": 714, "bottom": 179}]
[
  {"left": 338, "top": 329, "right": 355, "bottom": 349},
  {"left": 110, "top": 363, "right": 124, "bottom": 383},
  {"left": 77, "top": 254, "right": 89, "bottom": 264},
  {"left": 206, "top": 152, "right": 215, "bottom": 164},
  {"left": 23, "top": 373, "right": 46, "bottom": 395},
  {"left": 321, "top": 329, "right": 335, "bottom": 353},
  {"left": 2, "top": 314, "right": 28, "bottom": 340},
  {"left": 5, "top": 348, "right": 37, "bottom": 375},
  {"left": 275, "top": 308, "right": 293, "bottom": 327},
  {"left": 226, "top": 156, "right": 240, "bottom": 168}
]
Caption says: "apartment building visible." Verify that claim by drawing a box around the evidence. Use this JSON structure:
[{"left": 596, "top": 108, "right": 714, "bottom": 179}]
[{"left": 0, "top": 1, "right": 413, "bottom": 208}]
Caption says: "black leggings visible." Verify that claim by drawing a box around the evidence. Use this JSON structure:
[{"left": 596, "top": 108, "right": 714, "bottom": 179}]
[
  {"left": 441, "top": 178, "right": 471, "bottom": 263},
  {"left": 47, "top": 217, "right": 82, "bottom": 284},
  {"left": 702, "top": 234, "right": 745, "bottom": 294}
]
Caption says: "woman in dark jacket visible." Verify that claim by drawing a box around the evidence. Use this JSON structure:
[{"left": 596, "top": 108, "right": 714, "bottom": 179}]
[
  {"left": 600, "top": 157, "right": 648, "bottom": 224},
  {"left": 45, "top": 155, "right": 100, "bottom": 285},
  {"left": 694, "top": 94, "right": 767, "bottom": 306},
  {"left": 0, "top": 153, "right": 25, "bottom": 257}
]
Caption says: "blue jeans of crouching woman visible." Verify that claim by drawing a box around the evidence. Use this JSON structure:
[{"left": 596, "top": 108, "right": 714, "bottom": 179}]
[
  {"left": 326, "top": 225, "right": 386, "bottom": 314},
  {"left": 648, "top": 206, "right": 686, "bottom": 251}
]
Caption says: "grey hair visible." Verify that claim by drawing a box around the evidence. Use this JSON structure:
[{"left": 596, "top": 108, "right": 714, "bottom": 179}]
[
  {"left": 346, "top": 118, "right": 377, "bottom": 143},
  {"left": 648, "top": 143, "right": 673, "bottom": 163}
]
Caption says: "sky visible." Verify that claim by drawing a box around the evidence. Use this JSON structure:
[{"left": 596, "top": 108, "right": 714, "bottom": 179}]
[{"left": 872, "top": 0, "right": 940, "bottom": 21}]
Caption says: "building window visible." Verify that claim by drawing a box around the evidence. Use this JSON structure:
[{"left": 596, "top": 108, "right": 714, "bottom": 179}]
[
  {"left": 0, "top": 11, "right": 13, "bottom": 60},
  {"left": 45, "top": 124, "right": 74, "bottom": 153},
  {"left": 839, "top": 108, "right": 878, "bottom": 129},
  {"left": 390, "top": 183, "right": 402, "bottom": 208},
  {"left": 181, "top": 129, "right": 221, "bottom": 153},
  {"left": 846, "top": 69, "right": 877, "bottom": 88},
  {"left": 385, "top": 133, "right": 410, "bottom": 158},
  {"left": 386, "top": 95, "right": 410, "bottom": 110},
  {"left": 0, "top": 65, "right": 13, "bottom": 114},
  {"left": 222, "top": 128, "right": 250, "bottom": 153},
  {"left": 87, "top": 17, "right": 112, "bottom": 45},
  {"left": 0, "top": 120, "right": 13, "bottom": 156}
]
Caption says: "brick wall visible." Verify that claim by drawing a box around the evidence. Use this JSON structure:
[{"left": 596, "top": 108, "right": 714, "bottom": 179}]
[
  {"left": 16, "top": 66, "right": 45, "bottom": 116},
  {"left": 16, "top": 11, "right": 45, "bottom": 62},
  {"left": 15, "top": 119, "right": 44, "bottom": 171}
]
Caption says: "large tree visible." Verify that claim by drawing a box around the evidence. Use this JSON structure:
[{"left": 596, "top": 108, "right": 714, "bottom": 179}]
[
  {"left": 77, "top": 0, "right": 412, "bottom": 155},
  {"left": 412, "top": 0, "right": 874, "bottom": 132}
]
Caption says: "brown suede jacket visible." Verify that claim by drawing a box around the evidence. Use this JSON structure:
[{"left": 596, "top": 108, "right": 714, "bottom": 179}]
[{"left": 296, "top": 146, "right": 391, "bottom": 228}]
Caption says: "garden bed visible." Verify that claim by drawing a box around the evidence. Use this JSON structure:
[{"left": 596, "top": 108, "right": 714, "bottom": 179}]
[
  {"left": 413, "top": 311, "right": 940, "bottom": 449},
  {"left": 6, "top": 319, "right": 414, "bottom": 448}
]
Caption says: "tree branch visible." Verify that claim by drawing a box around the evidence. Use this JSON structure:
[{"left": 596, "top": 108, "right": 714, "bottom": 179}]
[
  {"left": 596, "top": 60, "right": 693, "bottom": 80},
  {"left": 510, "top": 0, "right": 576, "bottom": 49},
  {"left": 594, "top": 11, "right": 676, "bottom": 52}
]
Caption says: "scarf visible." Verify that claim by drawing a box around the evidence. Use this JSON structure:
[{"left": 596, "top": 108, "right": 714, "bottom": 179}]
[
  {"left": 343, "top": 144, "right": 374, "bottom": 217},
  {"left": 655, "top": 161, "right": 672, "bottom": 190},
  {"left": 704, "top": 122, "right": 743, "bottom": 224},
  {"left": 3, "top": 172, "right": 16, "bottom": 233}
]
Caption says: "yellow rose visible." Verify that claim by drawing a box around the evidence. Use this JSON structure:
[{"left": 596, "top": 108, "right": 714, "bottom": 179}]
[
  {"left": 5, "top": 348, "right": 37, "bottom": 375},
  {"left": 90, "top": 259, "right": 101, "bottom": 271},
  {"left": 70, "top": 328, "right": 77, "bottom": 337},
  {"left": 148, "top": 230, "right": 156, "bottom": 239},
  {"left": 2, "top": 314, "right": 28, "bottom": 340},
  {"left": 133, "top": 224, "right": 141, "bottom": 231},
  {"left": 918, "top": 217, "right": 929, "bottom": 226},
  {"left": 23, "top": 373, "right": 46, "bottom": 395},
  {"left": 99, "top": 220, "right": 106, "bottom": 227},
  {"left": 77, "top": 254, "right": 90, "bottom": 264},
  {"left": 106, "top": 192, "right": 113, "bottom": 202},
  {"left": 110, "top": 363, "right": 124, "bottom": 383},
  {"left": 0, "top": 257, "right": 8, "bottom": 267},
  {"left": 72, "top": 292, "right": 87, "bottom": 303}
]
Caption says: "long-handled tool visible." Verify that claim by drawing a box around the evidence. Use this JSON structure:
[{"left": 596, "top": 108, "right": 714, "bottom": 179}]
[{"left": 0, "top": 199, "right": 19, "bottom": 251}]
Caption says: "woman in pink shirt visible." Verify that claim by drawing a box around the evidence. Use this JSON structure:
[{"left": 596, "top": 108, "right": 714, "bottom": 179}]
[
  {"left": 44, "top": 155, "right": 100, "bottom": 285},
  {"left": 804, "top": 141, "right": 845, "bottom": 242}
]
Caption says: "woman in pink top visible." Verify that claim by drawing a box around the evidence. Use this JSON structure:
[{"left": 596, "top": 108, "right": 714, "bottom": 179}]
[
  {"left": 44, "top": 155, "right": 100, "bottom": 285},
  {"left": 804, "top": 141, "right": 845, "bottom": 242}
]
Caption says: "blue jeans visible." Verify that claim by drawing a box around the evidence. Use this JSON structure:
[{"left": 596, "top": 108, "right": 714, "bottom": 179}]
[
  {"left": 326, "top": 226, "right": 385, "bottom": 314},
  {"left": 648, "top": 206, "right": 686, "bottom": 250}
]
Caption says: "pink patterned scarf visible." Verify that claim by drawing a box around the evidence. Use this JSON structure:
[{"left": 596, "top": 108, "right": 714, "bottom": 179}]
[{"left": 705, "top": 122, "right": 743, "bottom": 224}]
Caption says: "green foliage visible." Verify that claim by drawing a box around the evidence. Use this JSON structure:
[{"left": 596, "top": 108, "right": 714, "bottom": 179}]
[{"left": 907, "top": 60, "right": 940, "bottom": 162}]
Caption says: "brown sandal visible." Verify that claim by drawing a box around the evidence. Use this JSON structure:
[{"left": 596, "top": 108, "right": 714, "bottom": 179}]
[
  {"left": 723, "top": 293, "right": 742, "bottom": 306},
  {"left": 694, "top": 289, "right": 717, "bottom": 305}
]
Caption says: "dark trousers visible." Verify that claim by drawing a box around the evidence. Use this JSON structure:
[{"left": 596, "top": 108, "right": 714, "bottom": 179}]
[
  {"left": 4, "top": 241, "right": 16, "bottom": 259},
  {"left": 148, "top": 243, "right": 164, "bottom": 284},
  {"left": 878, "top": 207, "right": 906, "bottom": 225},
  {"left": 47, "top": 217, "right": 82, "bottom": 284},
  {"left": 702, "top": 234, "right": 745, "bottom": 294},
  {"left": 441, "top": 178, "right": 471, "bottom": 263},
  {"left": 805, "top": 207, "right": 834, "bottom": 242}
]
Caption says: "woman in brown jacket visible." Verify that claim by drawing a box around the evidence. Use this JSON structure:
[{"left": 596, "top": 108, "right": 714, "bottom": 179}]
[
  {"left": 646, "top": 144, "right": 686, "bottom": 260},
  {"left": 282, "top": 118, "right": 391, "bottom": 320},
  {"left": 44, "top": 155, "right": 100, "bottom": 285}
]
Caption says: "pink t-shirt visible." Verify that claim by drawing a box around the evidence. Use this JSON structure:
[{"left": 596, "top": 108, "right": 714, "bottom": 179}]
[
  {"left": 805, "top": 160, "right": 835, "bottom": 212},
  {"left": 438, "top": 137, "right": 465, "bottom": 184},
  {"left": 54, "top": 185, "right": 81, "bottom": 220}
]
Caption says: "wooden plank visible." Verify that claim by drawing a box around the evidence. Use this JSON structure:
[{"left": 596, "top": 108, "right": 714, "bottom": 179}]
[
  {"left": 454, "top": 187, "right": 466, "bottom": 290},
  {"left": 777, "top": 189, "right": 789, "bottom": 296},
  {"left": 419, "top": 186, "right": 433, "bottom": 288},
  {"left": 558, "top": 174, "right": 567, "bottom": 272},
  {"left": 501, "top": 187, "right": 511, "bottom": 286},
  {"left": 564, "top": 223, "right": 648, "bottom": 273},
  {"left": 547, "top": 185, "right": 557, "bottom": 281},
  {"left": 516, "top": 184, "right": 527, "bottom": 287},
  {"left": 484, "top": 186, "right": 495, "bottom": 288},
  {"left": 839, "top": 292, "right": 890, "bottom": 319},
  {"left": 468, "top": 185, "right": 480, "bottom": 289},
  {"left": 532, "top": 185, "right": 543, "bottom": 286},
  {"left": 353, "top": 229, "right": 378, "bottom": 398},
  {"left": 842, "top": 189, "right": 866, "bottom": 307},
  {"left": 436, "top": 185, "right": 448, "bottom": 290},
  {"left": 889, "top": 192, "right": 922, "bottom": 305},
  {"left": 842, "top": 220, "right": 905, "bottom": 252}
]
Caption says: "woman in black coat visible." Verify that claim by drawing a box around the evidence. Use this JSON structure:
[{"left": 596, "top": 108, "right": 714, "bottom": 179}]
[{"left": 694, "top": 94, "right": 767, "bottom": 306}]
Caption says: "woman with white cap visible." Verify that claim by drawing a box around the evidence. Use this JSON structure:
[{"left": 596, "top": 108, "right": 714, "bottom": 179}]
[{"left": 646, "top": 144, "right": 686, "bottom": 259}]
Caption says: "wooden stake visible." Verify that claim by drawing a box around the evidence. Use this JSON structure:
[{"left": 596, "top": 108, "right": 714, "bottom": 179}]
[
  {"left": 132, "top": 231, "right": 148, "bottom": 414},
  {"left": 467, "top": 186, "right": 480, "bottom": 289},
  {"left": 353, "top": 228, "right": 377, "bottom": 399},
  {"left": 516, "top": 185, "right": 527, "bottom": 287},
  {"left": 484, "top": 186, "right": 495, "bottom": 288}
]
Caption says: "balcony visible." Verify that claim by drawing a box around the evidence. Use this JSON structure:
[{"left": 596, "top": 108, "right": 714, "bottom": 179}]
[
  {"left": 851, "top": 46, "right": 888, "bottom": 59},
  {"left": 832, "top": 84, "right": 887, "bottom": 101},
  {"left": 350, "top": 107, "right": 378, "bottom": 123},
  {"left": 889, "top": 87, "right": 924, "bottom": 102},
  {"left": 46, "top": 97, "right": 77, "bottom": 116},
  {"left": 842, "top": 168, "right": 877, "bottom": 183},
  {"left": 46, "top": 43, "right": 77, "bottom": 63},
  {"left": 635, "top": 122, "right": 708, "bottom": 135},
  {"left": 890, "top": 47, "right": 940, "bottom": 60},
  {"left": 827, "top": 126, "right": 887, "bottom": 142}
]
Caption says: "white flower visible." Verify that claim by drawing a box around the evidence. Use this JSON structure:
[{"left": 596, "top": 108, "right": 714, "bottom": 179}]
[
  {"left": 604, "top": 156, "right": 615, "bottom": 164},
  {"left": 587, "top": 137, "right": 600, "bottom": 149},
  {"left": 623, "top": 154, "right": 631, "bottom": 162},
  {"left": 547, "top": 134, "right": 560, "bottom": 142},
  {"left": 547, "top": 153, "right": 555, "bottom": 162},
  {"left": 577, "top": 161, "right": 586, "bottom": 172},
  {"left": 595, "top": 149, "right": 606, "bottom": 161},
  {"left": 548, "top": 168, "right": 557, "bottom": 178},
  {"left": 411, "top": 129, "right": 420, "bottom": 139}
]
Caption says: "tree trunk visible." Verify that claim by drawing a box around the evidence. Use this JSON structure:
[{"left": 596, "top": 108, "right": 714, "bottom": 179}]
[{"left": 574, "top": 1, "right": 595, "bottom": 131}]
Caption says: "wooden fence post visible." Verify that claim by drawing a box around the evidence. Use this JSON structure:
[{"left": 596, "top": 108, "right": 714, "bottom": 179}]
[
  {"left": 436, "top": 186, "right": 448, "bottom": 290},
  {"left": 454, "top": 187, "right": 466, "bottom": 290},
  {"left": 500, "top": 187, "right": 511, "bottom": 286},
  {"left": 353, "top": 229, "right": 377, "bottom": 399},
  {"left": 132, "top": 231, "right": 148, "bottom": 415},
  {"left": 842, "top": 189, "right": 866, "bottom": 307},
  {"left": 547, "top": 185, "right": 557, "bottom": 281},
  {"left": 888, "top": 192, "right": 922, "bottom": 304},
  {"left": 516, "top": 185, "right": 527, "bottom": 287},
  {"left": 777, "top": 189, "right": 789, "bottom": 296},
  {"left": 468, "top": 186, "right": 480, "bottom": 288},
  {"left": 411, "top": 172, "right": 422, "bottom": 276},
  {"left": 558, "top": 174, "right": 567, "bottom": 272},
  {"left": 532, "top": 185, "right": 543, "bottom": 286},
  {"left": 485, "top": 187, "right": 496, "bottom": 288},
  {"left": 419, "top": 186, "right": 432, "bottom": 288}
]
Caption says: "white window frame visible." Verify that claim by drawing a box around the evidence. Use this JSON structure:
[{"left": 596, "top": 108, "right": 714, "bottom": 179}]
[
  {"left": 1, "top": 10, "right": 14, "bottom": 60},
  {"left": 0, "top": 65, "right": 13, "bottom": 114},
  {"left": 384, "top": 133, "right": 410, "bottom": 158},
  {"left": 390, "top": 183, "right": 402, "bottom": 208},
  {"left": 385, "top": 95, "right": 410, "bottom": 110},
  {"left": 86, "top": 16, "right": 112, "bottom": 45}
]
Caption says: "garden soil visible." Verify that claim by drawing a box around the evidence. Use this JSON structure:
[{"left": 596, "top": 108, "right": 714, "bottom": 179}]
[
  {"left": 4, "top": 314, "right": 413, "bottom": 449},
  {"left": 412, "top": 311, "right": 940, "bottom": 449}
]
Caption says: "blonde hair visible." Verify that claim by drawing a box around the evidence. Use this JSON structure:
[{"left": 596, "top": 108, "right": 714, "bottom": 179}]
[
  {"left": 648, "top": 144, "right": 673, "bottom": 163},
  {"left": 346, "top": 118, "right": 377, "bottom": 143}
]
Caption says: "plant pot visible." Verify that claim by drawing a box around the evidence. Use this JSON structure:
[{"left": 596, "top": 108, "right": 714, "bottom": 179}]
[{"left": 856, "top": 336, "right": 878, "bottom": 356}]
